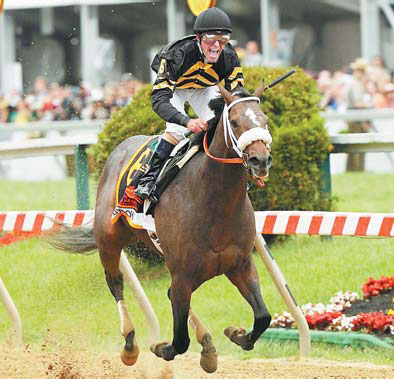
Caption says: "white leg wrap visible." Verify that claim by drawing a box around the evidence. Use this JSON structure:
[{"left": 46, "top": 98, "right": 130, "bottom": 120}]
[{"left": 117, "top": 300, "right": 134, "bottom": 337}]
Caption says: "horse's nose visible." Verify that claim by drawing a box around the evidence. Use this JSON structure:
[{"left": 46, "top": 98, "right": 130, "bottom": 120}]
[{"left": 249, "top": 154, "right": 272, "bottom": 170}]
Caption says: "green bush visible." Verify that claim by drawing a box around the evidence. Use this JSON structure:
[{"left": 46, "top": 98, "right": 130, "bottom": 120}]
[
  {"left": 89, "top": 85, "right": 165, "bottom": 178},
  {"left": 91, "top": 66, "right": 333, "bottom": 213},
  {"left": 242, "top": 66, "right": 333, "bottom": 211}
]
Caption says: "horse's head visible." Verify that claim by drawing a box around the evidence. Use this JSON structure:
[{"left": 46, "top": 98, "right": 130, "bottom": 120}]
[{"left": 218, "top": 86, "right": 272, "bottom": 181}]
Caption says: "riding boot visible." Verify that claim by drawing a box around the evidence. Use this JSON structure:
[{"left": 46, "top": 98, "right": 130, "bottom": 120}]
[{"left": 133, "top": 138, "right": 175, "bottom": 201}]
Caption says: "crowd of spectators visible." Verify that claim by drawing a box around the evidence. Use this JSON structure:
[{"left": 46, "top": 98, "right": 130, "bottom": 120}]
[
  {"left": 316, "top": 55, "right": 394, "bottom": 111},
  {"left": 1, "top": 54, "right": 394, "bottom": 125},
  {"left": 0, "top": 74, "right": 145, "bottom": 124}
]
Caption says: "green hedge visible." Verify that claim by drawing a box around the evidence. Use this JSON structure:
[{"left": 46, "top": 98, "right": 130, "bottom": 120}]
[
  {"left": 242, "top": 67, "right": 333, "bottom": 212},
  {"left": 90, "top": 66, "right": 333, "bottom": 213}
]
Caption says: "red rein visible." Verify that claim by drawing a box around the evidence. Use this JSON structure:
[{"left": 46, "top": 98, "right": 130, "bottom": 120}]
[{"left": 203, "top": 134, "right": 266, "bottom": 187}]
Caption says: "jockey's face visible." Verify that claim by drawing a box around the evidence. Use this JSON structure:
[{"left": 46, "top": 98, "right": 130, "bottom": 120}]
[{"left": 198, "top": 33, "right": 230, "bottom": 63}]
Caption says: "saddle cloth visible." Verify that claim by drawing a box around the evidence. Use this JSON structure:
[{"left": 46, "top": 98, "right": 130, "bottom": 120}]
[
  {"left": 112, "top": 136, "right": 158, "bottom": 230},
  {"left": 111, "top": 135, "right": 200, "bottom": 231}
]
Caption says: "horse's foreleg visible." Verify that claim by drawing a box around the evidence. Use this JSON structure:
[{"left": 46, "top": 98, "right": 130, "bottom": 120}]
[
  {"left": 150, "top": 278, "right": 191, "bottom": 361},
  {"left": 224, "top": 256, "right": 271, "bottom": 351},
  {"left": 102, "top": 253, "right": 139, "bottom": 366},
  {"left": 188, "top": 309, "right": 217, "bottom": 373}
]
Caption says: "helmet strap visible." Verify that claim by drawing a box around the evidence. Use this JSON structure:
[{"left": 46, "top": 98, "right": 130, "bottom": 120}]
[{"left": 196, "top": 36, "right": 209, "bottom": 63}]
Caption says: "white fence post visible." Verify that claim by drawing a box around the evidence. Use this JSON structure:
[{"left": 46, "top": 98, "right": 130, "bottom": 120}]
[
  {"left": 119, "top": 251, "right": 161, "bottom": 344},
  {"left": 0, "top": 276, "right": 22, "bottom": 347},
  {"left": 255, "top": 235, "right": 311, "bottom": 357}
]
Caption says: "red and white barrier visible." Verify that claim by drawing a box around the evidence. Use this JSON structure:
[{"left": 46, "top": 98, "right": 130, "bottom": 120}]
[
  {"left": 255, "top": 211, "right": 394, "bottom": 237},
  {"left": 0, "top": 210, "right": 94, "bottom": 233},
  {"left": 2, "top": 210, "right": 393, "bottom": 237}
]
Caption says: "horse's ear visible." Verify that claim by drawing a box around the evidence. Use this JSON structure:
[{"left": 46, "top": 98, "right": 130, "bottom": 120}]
[
  {"left": 253, "top": 80, "right": 265, "bottom": 97},
  {"left": 218, "top": 85, "right": 234, "bottom": 105}
]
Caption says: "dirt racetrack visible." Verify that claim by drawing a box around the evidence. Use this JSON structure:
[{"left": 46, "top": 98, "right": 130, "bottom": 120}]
[{"left": 1, "top": 345, "right": 393, "bottom": 378}]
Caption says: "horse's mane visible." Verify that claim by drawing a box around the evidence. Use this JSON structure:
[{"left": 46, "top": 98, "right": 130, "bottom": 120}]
[{"left": 191, "top": 87, "right": 252, "bottom": 148}]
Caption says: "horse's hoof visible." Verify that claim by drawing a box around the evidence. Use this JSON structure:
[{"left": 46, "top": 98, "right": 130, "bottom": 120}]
[
  {"left": 120, "top": 345, "right": 139, "bottom": 366},
  {"left": 150, "top": 342, "right": 176, "bottom": 361},
  {"left": 224, "top": 326, "right": 254, "bottom": 351},
  {"left": 200, "top": 333, "right": 217, "bottom": 373},
  {"left": 224, "top": 326, "right": 246, "bottom": 340},
  {"left": 120, "top": 330, "right": 139, "bottom": 366}
]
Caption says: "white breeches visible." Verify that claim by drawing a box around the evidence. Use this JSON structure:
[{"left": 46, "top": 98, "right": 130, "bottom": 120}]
[{"left": 166, "top": 86, "right": 220, "bottom": 142}]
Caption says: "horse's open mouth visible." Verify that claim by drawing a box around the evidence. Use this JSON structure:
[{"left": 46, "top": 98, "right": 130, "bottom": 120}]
[{"left": 251, "top": 174, "right": 268, "bottom": 188}]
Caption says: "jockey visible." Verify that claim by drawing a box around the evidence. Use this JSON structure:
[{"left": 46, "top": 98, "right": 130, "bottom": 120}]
[{"left": 119, "top": 6, "right": 244, "bottom": 206}]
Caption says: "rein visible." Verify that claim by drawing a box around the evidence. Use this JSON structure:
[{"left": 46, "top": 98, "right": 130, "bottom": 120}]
[
  {"left": 203, "top": 133, "right": 243, "bottom": 164},
  {"left": 203, "top": 96, "right": 271, "bottom": 166}
]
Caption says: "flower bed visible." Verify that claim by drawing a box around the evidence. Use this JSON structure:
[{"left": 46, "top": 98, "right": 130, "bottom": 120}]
[{"left": 271, "top": 277, "right": 394, "bottom": 337}]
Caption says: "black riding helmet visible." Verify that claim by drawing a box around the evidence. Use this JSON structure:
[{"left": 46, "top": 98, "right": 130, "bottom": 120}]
[{"left": 193, "top": 7, "right": 232, "bottom": 34}]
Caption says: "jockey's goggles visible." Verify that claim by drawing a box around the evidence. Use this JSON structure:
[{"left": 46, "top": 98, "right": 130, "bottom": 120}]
[{"left": 202, "top": 33, "right": 230, "bottom": 46}]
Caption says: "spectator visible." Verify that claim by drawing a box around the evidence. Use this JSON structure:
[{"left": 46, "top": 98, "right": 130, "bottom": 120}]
[
  {"left": 331, "top": 69, "right": 352, "bottom": 112},
  {"left": 0, "top": 98, "right": 10, "bottom": 122},
  {"left": 383, "top": 83, "right": 394, "bottom": 108},
  {"left": 317, "top": 70, "right": 336, "bottom": 110},
  {"left": 365, "top": 81, "right": 387, "bottom": 109},
  {"left": 242, "top": 40, "right": 264, "bottom": 67},
  {"left": 13, "top": 98, "right": 31, "bottom": 124},
  {"left": 367, "top": 55, "right": 391, "bottom": 93},
  {"left": 347, "top": 58, "right": 370, "bottom": 109},
  {"left": 346, "top": 57, "right": 370, "bottom": 171}
]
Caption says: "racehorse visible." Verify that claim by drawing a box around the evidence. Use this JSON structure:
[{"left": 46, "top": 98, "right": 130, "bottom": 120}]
[{"left": 51, "top": 85, "right": 273, "bottom": 373}]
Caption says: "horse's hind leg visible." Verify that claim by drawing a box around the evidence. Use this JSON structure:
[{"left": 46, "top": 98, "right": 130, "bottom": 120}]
[
  {"left": 98, "top": 241, "right": 139, "bottom": 366},
  {"left": 188, "top": 309, "right": 217, "bottom": 373},
  {"left": 224, "top": 255, "right": 271, "bottom": 351}
]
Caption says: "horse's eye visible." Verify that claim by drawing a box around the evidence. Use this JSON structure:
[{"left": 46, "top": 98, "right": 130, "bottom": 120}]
[{"left": 231, "top": 120, "right": 239, "bottom": 128}]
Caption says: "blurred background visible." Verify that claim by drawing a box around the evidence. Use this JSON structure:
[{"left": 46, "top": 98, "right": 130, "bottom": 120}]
[
  {"left": 1, "top": 0, "right": 394, "bottom": 90},
  {"left": 1, "top": 0, "right": 394, "bottom": 180}
]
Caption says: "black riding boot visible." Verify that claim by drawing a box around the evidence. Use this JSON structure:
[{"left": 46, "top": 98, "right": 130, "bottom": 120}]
[{"left": 134, "top": 138, "right": 174, "bottom": 200}]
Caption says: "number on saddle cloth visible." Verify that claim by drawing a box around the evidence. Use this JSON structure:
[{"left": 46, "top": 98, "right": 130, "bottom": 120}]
[{"left": 115, "top": 137, "right": 160, "bottom": 210}]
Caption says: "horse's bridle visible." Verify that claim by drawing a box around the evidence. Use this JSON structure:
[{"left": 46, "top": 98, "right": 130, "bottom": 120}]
[{"left": 203, "top": 96, "right": 272, "bottom": 168}]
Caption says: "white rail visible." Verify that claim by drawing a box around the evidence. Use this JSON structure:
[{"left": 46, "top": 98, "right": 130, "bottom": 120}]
[
  {"left": 0, "top": 136, "right": 97, "bottom": 159},
  {"left": 0, "top": 119, "right": 103, "bottom": 134}
]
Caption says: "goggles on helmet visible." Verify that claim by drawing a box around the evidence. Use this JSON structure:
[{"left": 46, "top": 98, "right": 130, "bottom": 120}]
[{"left": 201, "top": 33, "right": 230, "bottom": 46}]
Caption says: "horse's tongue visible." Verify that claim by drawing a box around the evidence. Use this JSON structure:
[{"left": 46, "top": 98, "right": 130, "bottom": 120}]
[{"left": 254, "top": 177, "right": 265, "bottom": 188}]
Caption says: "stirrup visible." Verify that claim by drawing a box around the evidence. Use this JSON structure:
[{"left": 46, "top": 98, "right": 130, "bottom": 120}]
[{"left": 134, "top": 183, "right": 154, "bottom": 200}]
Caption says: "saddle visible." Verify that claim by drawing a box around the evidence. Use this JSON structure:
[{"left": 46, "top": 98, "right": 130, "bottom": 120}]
[{"left": 112, "top": 136, "right": 200, "bottom": 229}]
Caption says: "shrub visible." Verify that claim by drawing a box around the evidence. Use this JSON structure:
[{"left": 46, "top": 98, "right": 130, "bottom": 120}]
[
  {"left": 89, "top": 85, "right": 165, "bottom": 178},
  {"left": 242, "top": 66, "right": 333, "bottom": 212}
]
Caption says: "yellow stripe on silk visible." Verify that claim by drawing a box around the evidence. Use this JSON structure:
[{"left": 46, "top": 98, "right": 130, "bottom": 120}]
[
  {"left": 153, "top": 81, "right": 175, "bottom": 91},
  {"left": 228, "top": 67, "right": 242, "bottom": 81},
  {"left": 181, "top": 62, "right": 203, "bottom": 77},
  {"left": 177, "top": 82, "right": 207, "bottom": 89},
  {"left": 231, "top": 78, "right": 244, "bottom": 90}
]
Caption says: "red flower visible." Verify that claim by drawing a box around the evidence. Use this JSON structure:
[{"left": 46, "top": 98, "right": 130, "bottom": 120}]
[
  {"left": 305, "top": 312, "right": 343, "bottom": 330},
  {"left": 352, "top": 312, "right": 394, "bottom": 334},
  {"left": 362, "top": 276, "right": 394, "bottom": 298}
]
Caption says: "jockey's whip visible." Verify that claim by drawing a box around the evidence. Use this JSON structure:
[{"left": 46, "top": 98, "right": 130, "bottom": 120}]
[
  {"left": 263, "top": 69, "right": 296, "bottom": 90},
  {"left": 183, "top": 69, "right": 296, "bottom": 138}
]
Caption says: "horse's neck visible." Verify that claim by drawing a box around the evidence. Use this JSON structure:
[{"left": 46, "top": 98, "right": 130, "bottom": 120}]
[{"left": 200, "top": 117, "right": 248, "bottom": 208}]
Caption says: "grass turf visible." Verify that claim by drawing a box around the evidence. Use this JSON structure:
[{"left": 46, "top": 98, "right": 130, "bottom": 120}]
[{"left": 0, "top": 173, "right": 393, "bottom": 364}]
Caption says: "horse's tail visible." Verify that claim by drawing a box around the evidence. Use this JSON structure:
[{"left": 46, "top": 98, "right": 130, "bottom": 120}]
[{"left": 47, "top": 224, "right": 97, "bottom": 255}]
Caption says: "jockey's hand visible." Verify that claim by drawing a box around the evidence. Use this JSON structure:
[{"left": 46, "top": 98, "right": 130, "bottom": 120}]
[{"left": 187, "top": 118, "right": 208, "bottom": 133}]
